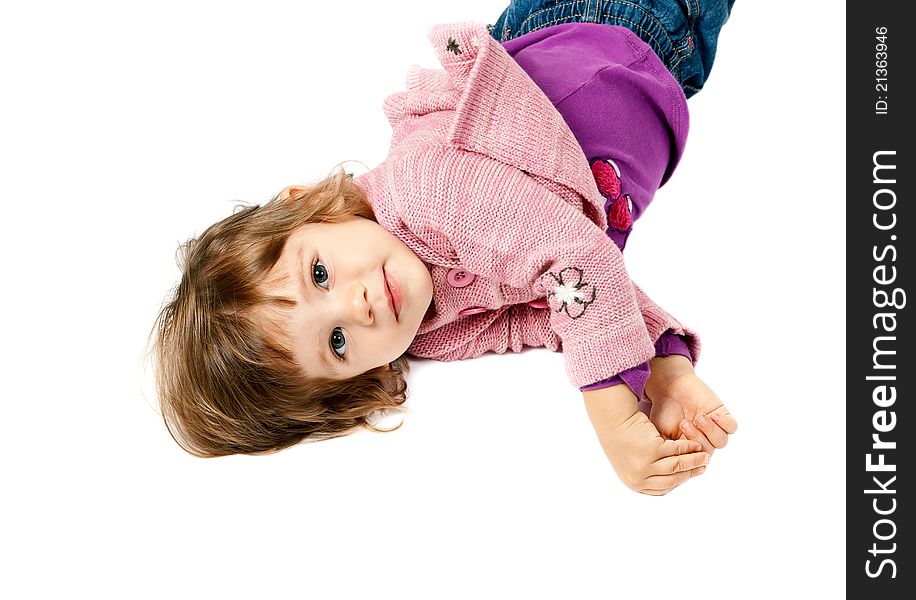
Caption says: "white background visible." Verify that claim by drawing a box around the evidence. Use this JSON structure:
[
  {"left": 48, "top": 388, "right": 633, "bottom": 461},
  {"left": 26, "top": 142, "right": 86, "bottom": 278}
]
[{"left": 1, "top": 1, "right": 845, "bottom": 598}]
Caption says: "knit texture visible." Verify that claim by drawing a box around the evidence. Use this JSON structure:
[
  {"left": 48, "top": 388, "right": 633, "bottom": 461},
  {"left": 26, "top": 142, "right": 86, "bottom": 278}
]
[{"left": 356, "top": 22, "right": 698, "bottom": 388}]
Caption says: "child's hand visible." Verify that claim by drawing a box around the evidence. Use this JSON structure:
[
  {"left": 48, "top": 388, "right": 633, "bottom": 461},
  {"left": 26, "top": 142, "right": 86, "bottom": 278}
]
[
  {"left": 583, "top": 386, "right": 709, "bottom": 495},
  {"left": 644, "top": 355, "right": 738, "bottom": 454}
]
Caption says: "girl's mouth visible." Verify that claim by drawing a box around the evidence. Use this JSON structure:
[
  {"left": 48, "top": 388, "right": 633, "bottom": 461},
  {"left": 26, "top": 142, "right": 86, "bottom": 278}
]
[{"left": 384, "top": 268, "right": 403, "bottom": 321}]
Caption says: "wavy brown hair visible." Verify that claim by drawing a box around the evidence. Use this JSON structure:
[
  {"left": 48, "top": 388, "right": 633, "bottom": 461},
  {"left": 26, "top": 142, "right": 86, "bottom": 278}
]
[{"left": 151, "top": 166, "right": 410, "bottom": 457}]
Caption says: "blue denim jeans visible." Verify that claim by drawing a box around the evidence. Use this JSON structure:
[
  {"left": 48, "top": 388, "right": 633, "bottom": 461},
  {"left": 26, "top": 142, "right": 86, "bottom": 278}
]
[{"left": 488, "top": 0, "right": 735, "bottom": 97}]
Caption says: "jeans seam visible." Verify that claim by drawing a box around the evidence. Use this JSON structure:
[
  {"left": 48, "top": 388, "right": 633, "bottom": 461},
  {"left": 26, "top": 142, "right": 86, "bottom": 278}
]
[
  {"left": 524, "top": 12, "right": 586, "bottom": 33},
  {"left": 602, "top": 0, "right": 677, "bottom": 53},
  {"left": 518, "top": 1, "right": 580, "bottom": 34},
  {"left": 669, "top": 34, "right": 696, "bottom": 73},
  {"left": 668, "top": 52, "right": 686, "bottom": 71}
]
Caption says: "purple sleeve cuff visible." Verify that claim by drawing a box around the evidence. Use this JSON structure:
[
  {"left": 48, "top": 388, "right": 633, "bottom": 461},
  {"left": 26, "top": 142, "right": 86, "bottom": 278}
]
[
  {"left": 578, "top": 332, "right": 692, "bottom": 398},
  {"left": 579, "top": 362, "right": 650, "bottom": 399},
  {"left": 655, "top": 331, "right": 693, "bottom": 361}
]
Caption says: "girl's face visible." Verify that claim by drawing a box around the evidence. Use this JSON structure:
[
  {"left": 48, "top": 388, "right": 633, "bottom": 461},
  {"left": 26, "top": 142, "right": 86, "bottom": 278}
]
[{"left": 267, "top": 216, "right": 433, "bottom": 379}]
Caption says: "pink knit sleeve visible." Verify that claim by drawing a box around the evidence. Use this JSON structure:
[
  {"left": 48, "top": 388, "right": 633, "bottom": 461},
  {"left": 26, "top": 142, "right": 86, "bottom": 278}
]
[
  {"left": 394, "top": 146, "right": 655, "bottom": 388},
  {"left": 631, "top": 282, "right": 701, "bottom": 364},
  {"left": 437, "top": 285, "right": 702, "bottom": 367},
  {"left": 426, "top": 285, "right": 701, "bottom": 370}
]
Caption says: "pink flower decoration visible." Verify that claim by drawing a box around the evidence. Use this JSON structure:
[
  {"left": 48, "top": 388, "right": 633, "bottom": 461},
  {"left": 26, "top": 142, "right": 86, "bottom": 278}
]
[
  {"left": 607, "top": 194, "right": 633, "bottom": 231},
  {"left": 590, "top": 158, "right": 621, "bottom": 199},
  {"left": 545, "top": 267, "right": 596, "bottom": 320}
]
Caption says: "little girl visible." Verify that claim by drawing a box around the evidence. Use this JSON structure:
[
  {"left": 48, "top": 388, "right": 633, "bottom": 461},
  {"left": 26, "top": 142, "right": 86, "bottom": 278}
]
[{"left": 153, "top": 0, "right": 738, "bottom": 495}]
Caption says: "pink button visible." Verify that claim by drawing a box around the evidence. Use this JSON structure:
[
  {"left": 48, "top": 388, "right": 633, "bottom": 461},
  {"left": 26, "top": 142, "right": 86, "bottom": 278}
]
[
  {"left": 526, "top": 299, "right": 548, "bottom": 309},
  {"left": 446, "top": 268, "right": 475, "bottom": 288},
  {"left": 458, "top": 306, "right": 488, "bottom": 317}
]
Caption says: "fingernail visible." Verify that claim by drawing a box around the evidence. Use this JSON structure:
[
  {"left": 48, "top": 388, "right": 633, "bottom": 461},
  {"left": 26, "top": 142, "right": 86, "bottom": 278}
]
[
  {"left": 711, "top": 413, "right": 721, "bottom": 422},
  {"left": 703, "top": 455, "right": 710, "bottom": 465},
  {"left": 680, "top": 419, "right": 692, "bottom": 432},
  {"left": 696, "top": 414, "right": 707, "bottom": 426},
  {"left": 697, "top": 466, "right": 706, "bottom": 475}
]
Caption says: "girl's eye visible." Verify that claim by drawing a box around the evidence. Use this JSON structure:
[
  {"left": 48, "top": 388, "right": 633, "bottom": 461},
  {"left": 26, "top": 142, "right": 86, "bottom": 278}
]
[
  {"left": 312, "top": 259, "right": 344, "bottom": 360},
  {"left": 330, "top": 327, "right": 347, "bottom": 359},
  {"left": 312, "top": 259, "right": 329, "bottom": 289}
]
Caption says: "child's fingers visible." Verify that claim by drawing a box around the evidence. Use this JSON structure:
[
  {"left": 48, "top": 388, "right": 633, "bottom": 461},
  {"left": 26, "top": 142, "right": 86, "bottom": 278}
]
[
  {"left": 679, "top": 419, "right": 715, "bottom": 454},
  {"left": 642, "top": 465, "right": 707, "bottom": 494},
  {"left": 692, "top": 413, "right": 729, "bottom": 449},
  {"left": 653, "top": 450, "right": 709, "bottom": 476},
  {"left": 643, "top": 451, "right": 710, "bottom": 493},
  {"left": 658, "top": 437, "right": 704, "bottom": 458},
  {"left": 709, "top": 406, "right": 738, "bottom": 434}
]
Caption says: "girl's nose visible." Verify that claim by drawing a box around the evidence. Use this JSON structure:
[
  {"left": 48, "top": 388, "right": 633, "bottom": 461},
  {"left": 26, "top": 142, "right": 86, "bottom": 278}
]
[{"left": 345, "top": 281, "right": 372, "bottom": 326}]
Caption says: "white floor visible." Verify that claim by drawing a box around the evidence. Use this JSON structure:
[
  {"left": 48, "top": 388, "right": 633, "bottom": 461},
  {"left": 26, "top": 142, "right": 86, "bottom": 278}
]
[{"left": 1, "top": 1, "right": 845, "bottom": 598}]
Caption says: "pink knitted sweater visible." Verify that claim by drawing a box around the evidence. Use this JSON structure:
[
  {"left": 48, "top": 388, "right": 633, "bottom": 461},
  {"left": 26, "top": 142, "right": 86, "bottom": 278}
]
[{"left": 355, "top": 22, "right": 699, "bottom": 388}]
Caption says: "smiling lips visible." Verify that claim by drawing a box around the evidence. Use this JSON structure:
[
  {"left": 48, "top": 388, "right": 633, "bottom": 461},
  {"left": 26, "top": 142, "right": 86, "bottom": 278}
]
[{"left": 384, "top": 269, "right": 403, "bottom": 321}]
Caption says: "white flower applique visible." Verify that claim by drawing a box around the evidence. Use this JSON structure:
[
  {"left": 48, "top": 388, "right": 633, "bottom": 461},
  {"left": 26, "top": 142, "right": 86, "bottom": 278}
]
[{"left": 545, "top": 267, "right": 596, "bottom": 319}]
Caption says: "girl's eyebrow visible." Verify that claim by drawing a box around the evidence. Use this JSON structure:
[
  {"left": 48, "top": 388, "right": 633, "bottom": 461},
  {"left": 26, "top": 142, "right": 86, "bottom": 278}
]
[{"left": 295, "top": 246, "right": 309, "bottom": 301}]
